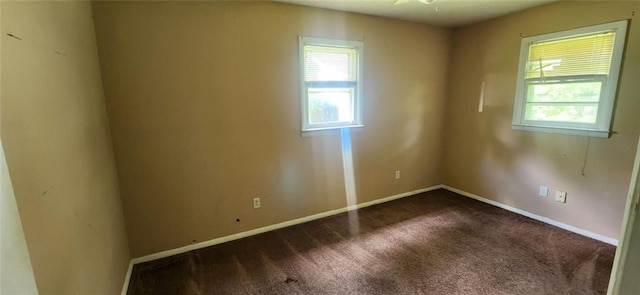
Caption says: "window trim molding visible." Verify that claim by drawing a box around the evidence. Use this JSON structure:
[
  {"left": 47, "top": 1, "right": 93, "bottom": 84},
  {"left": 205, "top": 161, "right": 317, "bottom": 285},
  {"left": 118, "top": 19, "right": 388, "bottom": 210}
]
[
  {"left": 299, "top": 36, "right": 364, "bottom": 133},
  {"left": 511, "top": 20, "right": 628, "bottom": 137}
]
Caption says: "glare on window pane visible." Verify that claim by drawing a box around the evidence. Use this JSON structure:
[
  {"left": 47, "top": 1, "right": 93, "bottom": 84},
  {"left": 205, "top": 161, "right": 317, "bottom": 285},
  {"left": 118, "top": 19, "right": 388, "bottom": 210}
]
[
  {"left": 308, "top": 88, "right": 354, "bottom": 124},
  {"left": 527, "top": 82, "right": 602, "bottom": 103},
  {"left": 524, "top": 104, "right": 598, "bottom": 123}
]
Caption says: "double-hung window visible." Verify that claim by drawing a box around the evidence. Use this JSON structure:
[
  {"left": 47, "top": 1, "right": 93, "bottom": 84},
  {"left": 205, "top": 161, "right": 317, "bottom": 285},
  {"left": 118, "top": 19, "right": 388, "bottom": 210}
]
[
  {"left": 512, "top": 20, "right": 627, "bottom": 137},
  {"left": 299, "top": 37, "right": 363, "bottom": 132}
]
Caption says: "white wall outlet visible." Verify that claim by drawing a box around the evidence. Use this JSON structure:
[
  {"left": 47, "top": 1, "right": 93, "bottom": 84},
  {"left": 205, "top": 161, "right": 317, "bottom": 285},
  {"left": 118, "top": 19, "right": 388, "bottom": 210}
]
[
  {"left": 539, "top": 186, "right": 548, "bottom": 197},
  {"left": 395, "top": 170, "right": 400, "bottom": 180},
  {"left": 555, "top": 191, "right": 567, "bottom": 203},
  {"left": 253, "top": 197, "right": 261, "bottom": 209}
]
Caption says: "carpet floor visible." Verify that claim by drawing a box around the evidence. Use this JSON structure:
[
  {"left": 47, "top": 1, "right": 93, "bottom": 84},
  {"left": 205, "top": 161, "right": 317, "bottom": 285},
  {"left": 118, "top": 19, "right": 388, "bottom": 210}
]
[{"left": 127, "top": 189, "right": 615, "bottom": 295}]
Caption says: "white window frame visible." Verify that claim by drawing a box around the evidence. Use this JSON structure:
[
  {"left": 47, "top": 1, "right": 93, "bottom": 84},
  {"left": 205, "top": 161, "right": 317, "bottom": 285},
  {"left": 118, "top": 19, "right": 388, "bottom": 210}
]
[
  {"left": 299, "top": 36, "right": 364, "bottom": 132},
  {"left": 512, "top": 20, "right": 628, "bottom": 138}
]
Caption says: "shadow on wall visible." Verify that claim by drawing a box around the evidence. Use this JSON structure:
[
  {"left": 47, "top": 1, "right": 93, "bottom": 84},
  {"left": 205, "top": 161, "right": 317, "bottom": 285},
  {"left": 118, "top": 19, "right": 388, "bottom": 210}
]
[{"left": 473, "top": 44, "right": 598, "bottom": 206}]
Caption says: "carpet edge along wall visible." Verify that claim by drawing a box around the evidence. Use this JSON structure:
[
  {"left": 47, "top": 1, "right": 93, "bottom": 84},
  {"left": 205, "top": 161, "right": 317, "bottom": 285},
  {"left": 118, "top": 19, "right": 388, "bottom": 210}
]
[{"left": 125, "top": 189, "right": 616, "bottom": 295}]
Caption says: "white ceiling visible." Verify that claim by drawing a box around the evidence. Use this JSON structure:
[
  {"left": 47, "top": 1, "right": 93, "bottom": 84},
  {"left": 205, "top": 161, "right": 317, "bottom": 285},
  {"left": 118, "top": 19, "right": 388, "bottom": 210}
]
[{"left": 275, "top": 0, "right": 557, "bottom": 27}]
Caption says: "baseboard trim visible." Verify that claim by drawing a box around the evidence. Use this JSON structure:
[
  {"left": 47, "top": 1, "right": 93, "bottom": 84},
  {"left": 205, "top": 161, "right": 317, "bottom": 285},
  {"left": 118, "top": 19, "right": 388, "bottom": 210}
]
[
  {"left": 120, "top": 184, "right": 443, "bottom": 294},
  {"left": 121, "top": 183, "right": 616, "bottom": 294},
  {"left": 442, "top": 185, "right": 618, "bottom": 246},
  {"left": 120, "top": 260, "right": 134, "bottom": 295}
]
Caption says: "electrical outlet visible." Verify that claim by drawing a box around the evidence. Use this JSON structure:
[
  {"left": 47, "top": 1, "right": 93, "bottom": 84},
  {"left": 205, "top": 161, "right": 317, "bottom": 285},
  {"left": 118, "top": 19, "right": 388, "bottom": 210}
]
[
  {"left": 395, "top": 170, "right": 400, "bottom": 179},
  {"left": 539, "top": 186, "right": 548, "bottom": 197},
  {"left": 253, "top": 197, "right": 261, "bottom": 209},
  {"left": 555, "top": 191, "right": 567, "bottom": 203}
]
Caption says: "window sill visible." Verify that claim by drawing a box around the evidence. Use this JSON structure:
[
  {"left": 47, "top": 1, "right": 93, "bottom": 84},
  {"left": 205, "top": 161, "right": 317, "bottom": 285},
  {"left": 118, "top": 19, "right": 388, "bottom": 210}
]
[
  {"left": 511, "top": 124, "right": 610, "bottom": 138},
  {"left": 301, "top": 125, "right": 364, "bottom": 137}
]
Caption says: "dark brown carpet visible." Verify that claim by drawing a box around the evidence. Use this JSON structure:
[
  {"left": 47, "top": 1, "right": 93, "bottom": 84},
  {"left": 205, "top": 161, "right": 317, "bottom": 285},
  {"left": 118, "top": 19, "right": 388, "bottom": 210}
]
[{"left": 127, "top": 189, "right": 615, "bottom": 295}]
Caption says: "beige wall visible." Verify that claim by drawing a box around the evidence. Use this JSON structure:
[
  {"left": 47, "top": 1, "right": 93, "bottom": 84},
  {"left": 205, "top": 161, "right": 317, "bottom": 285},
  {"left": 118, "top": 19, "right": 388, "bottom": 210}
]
[
  {"left": 443, "top": 1, "right": 640, "bottom": 240},
  {"left": 1, "top": 1, "right": 130, "bottom": 294},
  {"left": 92, "top": 1, "right": 450, "bottom": 257}
]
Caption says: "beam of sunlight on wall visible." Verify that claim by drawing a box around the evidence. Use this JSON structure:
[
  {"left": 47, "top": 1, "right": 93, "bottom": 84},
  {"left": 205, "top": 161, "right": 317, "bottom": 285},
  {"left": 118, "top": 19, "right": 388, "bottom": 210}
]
[
  {"left": 341, "top": 128, "right": 360, "bottom": 236},
  {"left": 401, "top": 88, "right": 427, "bottom": 154}
]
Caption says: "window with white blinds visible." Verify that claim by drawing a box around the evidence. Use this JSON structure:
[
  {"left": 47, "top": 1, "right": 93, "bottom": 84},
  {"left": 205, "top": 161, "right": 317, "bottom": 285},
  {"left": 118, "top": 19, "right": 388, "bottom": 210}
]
[
  {"left": 512, "top": 20, "right": 628, "bottom": 137},
  {"left": 525, "top": 33, "right": 615, "bottom": 80},
  {"left": 299, "top": 37, "right": 363, "bottom": 132}
]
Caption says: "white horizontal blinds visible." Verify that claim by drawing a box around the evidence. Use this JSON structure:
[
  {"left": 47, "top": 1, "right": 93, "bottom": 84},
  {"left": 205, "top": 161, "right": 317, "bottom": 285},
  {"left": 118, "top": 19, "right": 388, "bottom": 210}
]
[
  {"left": 525, "top": 31, "right": 616, "bottom": 80},
  {"left": 304, "top": 45, "right": 356, "bottom": 82}
]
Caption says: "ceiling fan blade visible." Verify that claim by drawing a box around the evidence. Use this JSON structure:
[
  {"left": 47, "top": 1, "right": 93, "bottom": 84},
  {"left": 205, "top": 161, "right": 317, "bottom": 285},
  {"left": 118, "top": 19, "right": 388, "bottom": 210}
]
[
  {"left": 418, "top": 0, "right": 436, "bottom": 4},
  {"left": 393, "top": 0, "right": 411, "bottom": 5}
]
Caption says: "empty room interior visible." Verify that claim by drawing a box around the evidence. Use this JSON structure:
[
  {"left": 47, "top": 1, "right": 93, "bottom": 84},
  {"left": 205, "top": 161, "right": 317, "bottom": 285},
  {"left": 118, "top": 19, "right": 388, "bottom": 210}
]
[{"left": 2, "top": 0, "right": 640, "bottom": 294}]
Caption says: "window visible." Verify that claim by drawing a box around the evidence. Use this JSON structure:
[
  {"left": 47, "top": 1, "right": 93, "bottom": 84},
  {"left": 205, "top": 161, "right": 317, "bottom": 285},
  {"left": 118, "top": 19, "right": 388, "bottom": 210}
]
[
  {"left": 299, "top": 37, "right": 363, "bottom": 132},
  {"left": 512, "top": 20, "right": 627, "bottom": 138}
]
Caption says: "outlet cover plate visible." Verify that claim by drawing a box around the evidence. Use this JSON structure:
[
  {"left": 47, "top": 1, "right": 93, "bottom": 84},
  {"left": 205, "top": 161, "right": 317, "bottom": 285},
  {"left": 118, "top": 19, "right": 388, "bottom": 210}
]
[
  {"left": 555, "top": 191, "right": 567, "bottom": 203},
  {"left": 539, "top": 186, "right": 548, "bottom": 197}
]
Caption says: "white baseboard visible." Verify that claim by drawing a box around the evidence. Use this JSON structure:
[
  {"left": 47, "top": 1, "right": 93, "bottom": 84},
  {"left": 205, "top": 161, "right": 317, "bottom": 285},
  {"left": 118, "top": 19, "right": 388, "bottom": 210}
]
[
  {"left": 442, "top": 185, "right": 618, "bottom": 246},
  {"left": 120, "top": 185, "right": 443, "bottom": 295},
  {"left": 120, "top": 183, "right": 617, "bottom": 294},
  {"left": 120, "top": 260, "right": 134, "bottom": 295}
]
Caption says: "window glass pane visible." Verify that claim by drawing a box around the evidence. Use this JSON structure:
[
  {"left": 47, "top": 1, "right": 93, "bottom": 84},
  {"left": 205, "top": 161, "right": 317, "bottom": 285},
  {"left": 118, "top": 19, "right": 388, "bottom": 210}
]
[
  {"left": 304, "top": 46, "right": 355, "bottom": 82},
  {"left": 527, "top": 82, "right": 602, "bottom": 103},
  {"left": 308, "top": 88, "right": 354, "bottom": 124},
  {"left": 526, "top": 31, "right": 616, "bottom": 79},
  {"left": 524, "top": 104, "right": 598, "bottom": 123}
]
